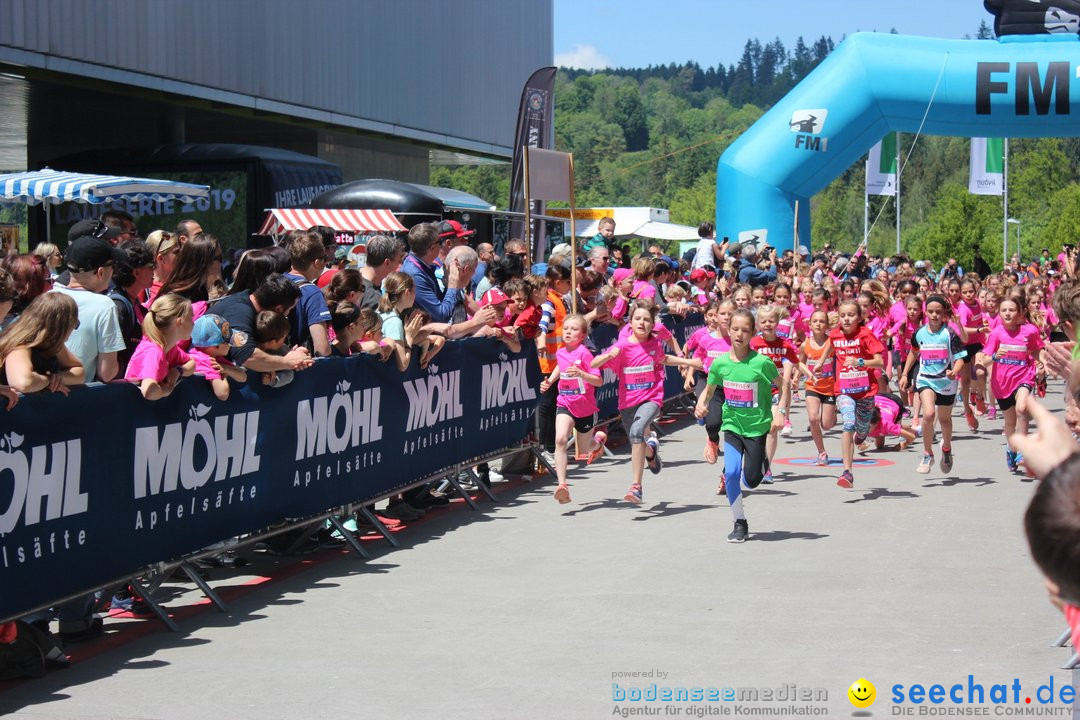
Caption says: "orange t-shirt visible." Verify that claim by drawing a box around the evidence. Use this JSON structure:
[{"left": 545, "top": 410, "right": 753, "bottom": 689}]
[{"left": 802, "top": 337, "right": 835, "bottom": 396}]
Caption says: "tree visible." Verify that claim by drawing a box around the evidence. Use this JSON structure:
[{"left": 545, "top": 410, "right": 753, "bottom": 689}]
[
  {"left": 976, "top": 19, "right": 994, "bottom": 39},
  {"left": 612, "top": 83, "right": 649, "bottom": 152}
]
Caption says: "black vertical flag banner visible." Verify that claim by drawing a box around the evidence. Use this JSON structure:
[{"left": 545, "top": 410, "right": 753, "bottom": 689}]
[{"left": 508, "top": 67, "right": 557, "bottom": 259}]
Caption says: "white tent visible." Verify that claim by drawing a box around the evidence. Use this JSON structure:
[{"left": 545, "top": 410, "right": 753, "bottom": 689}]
[{"left": 549, "top": 206, "right": 699, "bottom": 241}]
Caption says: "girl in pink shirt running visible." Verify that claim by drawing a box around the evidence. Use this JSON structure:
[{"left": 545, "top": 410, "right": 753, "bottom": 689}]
[
  {"left": 540, "top": 314, "right": 607, "bottom": 504},
  {"left": 980, "top": 290, "right": 1045, "bottom": 473},
  {"left": 592, "top": 300, "right": 701, "bottom": 505}
]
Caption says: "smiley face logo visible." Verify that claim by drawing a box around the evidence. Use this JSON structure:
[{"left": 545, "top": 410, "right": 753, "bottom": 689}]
[{"left": 848, "top": 678, "right": 876, "bottom": 708}]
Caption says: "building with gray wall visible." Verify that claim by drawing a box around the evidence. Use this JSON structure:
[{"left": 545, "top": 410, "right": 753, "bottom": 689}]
[{"left": 0, "top": 0, "right": 553, "bottom": 182}]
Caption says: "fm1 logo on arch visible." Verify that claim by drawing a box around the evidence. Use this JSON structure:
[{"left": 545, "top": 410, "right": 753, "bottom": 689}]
[{"left": 790, "top": 108, "right": 829, "bottom": 153}]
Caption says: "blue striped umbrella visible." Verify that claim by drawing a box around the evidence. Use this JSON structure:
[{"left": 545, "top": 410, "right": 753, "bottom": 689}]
[{"left": 0, "top": 168, "right": 209, "bottom": 205}]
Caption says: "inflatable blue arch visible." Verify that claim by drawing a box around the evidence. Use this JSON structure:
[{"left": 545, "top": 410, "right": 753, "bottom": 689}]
[{"left": 716, "top": 1, "right": 1080, "bottom": 250}]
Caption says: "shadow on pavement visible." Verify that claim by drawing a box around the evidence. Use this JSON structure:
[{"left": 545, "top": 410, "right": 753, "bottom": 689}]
[
  {"left": 843, "top": 487, "right": 920, "bottom": 504},
  {"left": 923, "top": 476, "right": 996, "bottom": 488},
  {"left": 750, "top": 530, "right": 830, "bottom": 542}
]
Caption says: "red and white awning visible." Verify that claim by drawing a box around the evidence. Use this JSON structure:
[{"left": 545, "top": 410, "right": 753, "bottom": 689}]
[{"left": 257, "top": 208, "right": 406, "bottom": 235}]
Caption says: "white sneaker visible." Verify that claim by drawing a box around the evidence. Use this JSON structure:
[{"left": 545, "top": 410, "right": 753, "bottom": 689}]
[
  {"left": 486, "top": 469, "right": 504, "bottom": 483},
  {"left": 780, "top": 423, "right": 792, "bottom": 437}
]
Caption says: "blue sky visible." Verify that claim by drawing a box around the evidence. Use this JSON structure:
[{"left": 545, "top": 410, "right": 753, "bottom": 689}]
[{"left": 554, "top": 0, "right": 991, "bottom": 70}]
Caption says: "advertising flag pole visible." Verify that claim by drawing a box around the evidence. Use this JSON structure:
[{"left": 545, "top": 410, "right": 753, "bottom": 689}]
[
  {"left": 523, "top": 145, "right": 533, "bottom": 261},
  {"left": 569, "top": 153, "right": 578, "bottom": 315}
]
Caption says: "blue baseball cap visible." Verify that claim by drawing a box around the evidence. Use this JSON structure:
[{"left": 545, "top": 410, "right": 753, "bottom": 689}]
[{"left": 191, "top": 314, "right": 236, "bottom": 348}]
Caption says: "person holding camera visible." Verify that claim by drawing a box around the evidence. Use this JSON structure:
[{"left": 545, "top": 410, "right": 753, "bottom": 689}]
[{"left": 737, "top": 245, "right": 778, "bottom": 287}]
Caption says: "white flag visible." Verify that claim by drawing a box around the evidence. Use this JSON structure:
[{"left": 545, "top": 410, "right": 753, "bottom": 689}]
[
  {"left": 969, "top": 137, "right": 1004, "bottom": 195},
  {"left": 866, "top": 133, "right": 897, "bottom": 196}
]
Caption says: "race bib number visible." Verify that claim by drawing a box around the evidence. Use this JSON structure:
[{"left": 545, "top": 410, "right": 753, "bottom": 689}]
[
  {"left": 810, "top": 357, "right": 835, "bottom": 378},
  {"left": 624, "top": 363, "right": 656, "bottom": 391},
  {"left": 995, "top": 343, "right": 1028, "bottom": 367},
  {"left": 776, "top": 319, "right": 793, "bottom": 339},
  {"left": 837, "top": 369, "right": 870, "bottom": 395},
  {"left": 920, "top": 343, "right": 950, "bottom": 364},
  {"left": 723, "top": 380, "right": 757, "bottom": 408},
  {"left": 558, "top": 377, "right": 584, "bottom": 396}
]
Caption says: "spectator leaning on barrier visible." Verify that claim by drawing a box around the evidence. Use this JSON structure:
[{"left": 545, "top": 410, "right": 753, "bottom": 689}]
[
  {"left": 402, "top": 222, "right": 466, "bottom": 324},
  {"left": 50, "top": 235, "right": 126, "bottom": 383},
  {"left": 212, "top": 273, "right": 312, "bottom": 374},
  {"left": 283, "top": 230, "right": 333, "bottom": 357},
  {"left": 358, "top": 234, "right": 405, "bottom": 310}
]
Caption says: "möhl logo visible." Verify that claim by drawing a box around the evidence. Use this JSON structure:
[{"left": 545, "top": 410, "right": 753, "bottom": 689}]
[
  {"left": 296, "top": 380, "right": 383, "bottom": 461},
  {"left": 133, "top": 405, "right": 261, "bottom": 499},
  {"left": 404, "top": 364, "right": 463, "bottom": 432},
  {"left": 481, "top": 355, "right": 537, "bottom": 411},
  {"left": 0, "top": 432, "right": 87, "bottom": 534}
]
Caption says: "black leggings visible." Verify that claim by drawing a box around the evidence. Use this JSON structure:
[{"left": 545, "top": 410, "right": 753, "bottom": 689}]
[
  {"left": 694, "top": 373, "right": 724, "bottom": 443},
  {"left": 536, "top": 381, "right": 559, "bottom": 453}
]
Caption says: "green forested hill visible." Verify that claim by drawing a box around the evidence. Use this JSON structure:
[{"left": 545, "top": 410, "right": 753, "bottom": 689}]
[{"left": 432, "top": 24, "right": 1080, "bottom": 268}]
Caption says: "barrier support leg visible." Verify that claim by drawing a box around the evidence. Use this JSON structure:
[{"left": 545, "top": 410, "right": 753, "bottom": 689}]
[
  {"left": 1054, "top": 628, "right": 1072, "bottom": 647},
  {"left": 128, "top": 576, "right": 179, "bottom": 633},
  {"left": 467, "top": 466, "right": 498, "bottom": 502},
  {"left": 531, "top": 445, "right": 556, "bottom": 477},
  {"left": 180, "top": 561, "right": 228, "bottom": 613},
  {"left": 445, "top": 469, "right": 482, "bottom": 511},
  {"left": 357, "top": 505, "right": 400, "bottom": 548},
  {"left": 1063, "top": 651, "right": 1079, "bottom": 671},
  {"left": 328, "top": 515, "right": 371, "bottom": 559}
]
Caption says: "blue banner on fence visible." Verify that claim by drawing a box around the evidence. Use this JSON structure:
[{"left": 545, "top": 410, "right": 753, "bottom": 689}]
[
  {"left": 591, "top": 312, "right": 705, "bottom": 419},
  {"left": 0, "top": 338, "right": 540, "bottom": 621}
]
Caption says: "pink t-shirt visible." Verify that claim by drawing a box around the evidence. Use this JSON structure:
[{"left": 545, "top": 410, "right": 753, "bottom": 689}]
[
  {"left": 776, "top": 307, "right": 806, "bottom": 340},
  {"left": 555, "top": 344, "right": 599, "bottom": 418},
  {"left": 692, "top": 331, "right": 732, "bottom": 373},
  {"left": 611, "top": 296, "right": 629, "bottom": 320},
  {"left": 982, "top": 322, "right": 1043, "bottom": 399},
  {"left": 603, "top": 335, "right": 666, "bottom": 409},
  {"left": 888, "top": 300, "right": 908, "bottom": 326},
  {"left": 869, "top": 394, "right": 903, "bottom": 438},
  {"left": 866, "top": 313, "right": 888, "bottom": 339},
  {"left": 956, "top": 300, "right": 986, "bottom": 345},
  {"left": 189, "top": 347, "right": 235, "bottom": 381},
  {"left": 631, "top": 281, "right": 656, "bottom": 301},
  {"left": 124, "top": 339, "right": 191, "bottom": 383},
  {"left": 890, "top": 318, "right": 919, "bottom": 359}
]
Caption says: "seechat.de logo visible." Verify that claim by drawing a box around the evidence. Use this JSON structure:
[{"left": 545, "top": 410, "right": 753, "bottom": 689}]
[{"left": 789, "top": 108, "right": 828, "bottom": 134}]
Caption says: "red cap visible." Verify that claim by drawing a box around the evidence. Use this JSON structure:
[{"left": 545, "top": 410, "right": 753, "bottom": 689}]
[
  {"left": 437, "top": 219, "right": 476, "bottom": 239},
  {"left": 689, "top": 268, "right": 715, "bottom": 283},
  {"left": 480, "top": 288, "right": 509, "bottom": 307}
]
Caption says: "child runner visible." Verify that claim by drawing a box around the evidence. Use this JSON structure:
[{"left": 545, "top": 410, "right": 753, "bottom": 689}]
[
  {"left": 749, "top": 304, "right": 800, "bottom": 483},
  {"left": 980, "top": 291, "right": 1045, "bottom": 472},
  {"left": 592, "top": 300, "right": 700, "bottom": 504},
  {"left": 889, "top": 295, "right": 925, "bottom": 431},
  {"left": 124, "top": 293, "right": 196, "bottom": 400},
  {"left": 863, "top": 392, "right": 917, "bottom": 450},
  {"left": 772, "top": 282, "right": 805, "bottom": 435},
  {"left": 957, "top": 276, "right": 988, "bottom": 423},
  {"left": 799, "top": 310, "right": 837, "bottom": 466},
  {"left": 899, "top": 295, "right": 967, "bottom": 475},
  {"left": 683, "top": 298, "right": 734, "bottom": 465},
  {"left": 815, "top": 300, "right": 886, "bottom": 488},
  {"left": 694, "top": 308, "right": 781, "bottom": 543},
  {"left": 539, "top": 314, "right": 606, "bottom": 504}
]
